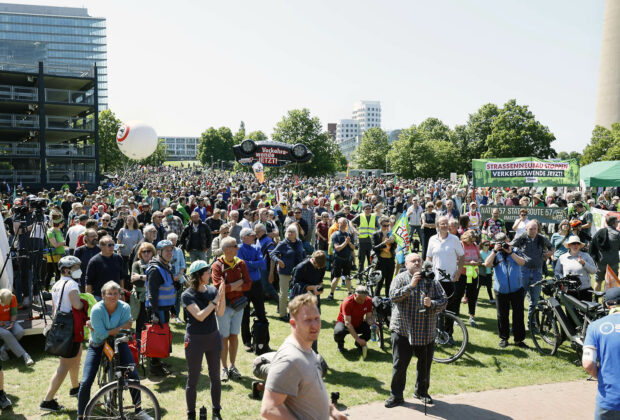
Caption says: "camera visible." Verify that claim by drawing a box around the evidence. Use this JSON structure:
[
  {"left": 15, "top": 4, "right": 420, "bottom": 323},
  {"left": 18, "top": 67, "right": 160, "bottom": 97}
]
[
  {"left": 420, "top": 265, "right": 435, "bottom": 281},
  {"left": 501, "top": 242, "right": 510, "bottom": 251},
  {"left": 29, "top": 197, "right": 48, "bottom": 210}
]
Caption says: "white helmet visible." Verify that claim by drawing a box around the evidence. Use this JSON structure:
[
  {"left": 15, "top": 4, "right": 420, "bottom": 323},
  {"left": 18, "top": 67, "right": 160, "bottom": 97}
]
[
  {"left": 369, "top": 270, "right": 382, "bottom": 284},
  {"left": 58, "top": 255, "right": 81, "bottom": 270}
]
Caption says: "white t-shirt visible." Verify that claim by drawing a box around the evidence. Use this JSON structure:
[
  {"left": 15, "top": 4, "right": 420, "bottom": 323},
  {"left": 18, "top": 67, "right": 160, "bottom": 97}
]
[
  {"left": 426, "top": 233, "right": 464, "bottom": 281},
  {"left": 513, "top": 218, "right": 530, "bottom": 239},
  {"left": 51, "top": 277, "right": 80, "bottom": 313},
  {"left": 67, "top": 224, "right": 86, "bottom": 249}
]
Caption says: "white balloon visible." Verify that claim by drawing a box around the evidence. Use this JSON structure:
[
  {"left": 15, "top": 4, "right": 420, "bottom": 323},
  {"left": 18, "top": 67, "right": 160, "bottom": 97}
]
[{"left": 116, "top": 121, "right": 158, "bottom": 160}]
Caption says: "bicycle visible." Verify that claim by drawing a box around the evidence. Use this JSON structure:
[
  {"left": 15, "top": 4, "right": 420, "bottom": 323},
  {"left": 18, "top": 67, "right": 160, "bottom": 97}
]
[
  {"left": 85, "top": 329, "right": 161, "bottom": 420},
  {"left": 355, "top": 263, "right": 391, "bottom": 349},
  {"left": 529, "top": 275, "right": 607, "bottom": 357},
  {"left": 433, "top": 269, "right": 469, "bottom": 364}
]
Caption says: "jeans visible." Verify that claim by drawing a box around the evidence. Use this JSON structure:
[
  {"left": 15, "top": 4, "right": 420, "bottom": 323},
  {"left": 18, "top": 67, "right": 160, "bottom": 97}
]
[
  {"left": 0, "top": 323, "right": 26, "bottom": 358},
  {"left": 189, "top": 250, "right": 206, "bottom": 263},
  {"left": 77, "top": 342, "right": 141, "bottom": 416},
  {"left": 595, "top": 404, "right": 620, "bottom": 420},
  {"left": 260, "top": 268, "right": 279, "bottom": 302},
  {"left": 521, "top": 267, "right": 542, "bottom": 322},
  {"left": 390, "top": 333, "right": 434, "bottom": 399}
]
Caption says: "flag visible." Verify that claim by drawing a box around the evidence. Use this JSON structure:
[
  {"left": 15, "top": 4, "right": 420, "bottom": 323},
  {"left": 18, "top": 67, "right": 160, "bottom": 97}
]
[
  {"left": 391, "top": 213, "right": 411, "bottom": 249},
  {"left": 460, "top": 175, "right": 467, "bottom": 188},
  {"left": 605, "top": 265, "right": 620, "bottom": 290},
  {"left": 6, "top": 184, "right": 9, "bottom": 194},
  {"left": 295, "top": 175, "right": 299, "bottom": 186},
  {"left": 252, "top": 161, "right": 265, "bottom": 184},
  {"left": 12, "top": 186, "right": 16, "bottom": 201},
  {"left": 77, "top": 181, "right": 81, "bottom": 190},
  {"left": 346, "top": 163, "right": 350, "bottom": 179}
]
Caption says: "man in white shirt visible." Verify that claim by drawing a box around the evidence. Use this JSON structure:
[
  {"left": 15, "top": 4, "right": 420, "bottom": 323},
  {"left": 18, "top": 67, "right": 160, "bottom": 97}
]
[{"left": 66, "top": 214, "right": 88, "bottom": 254}]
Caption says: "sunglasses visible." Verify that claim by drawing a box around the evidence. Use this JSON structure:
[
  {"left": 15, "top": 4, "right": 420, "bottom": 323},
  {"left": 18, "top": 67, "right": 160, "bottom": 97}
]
[
  {"left": 382, "top": 224, "right": 390, "bottom": 227},
  {"left": 104, "top": 243, "right": 115, "bottom": 248}
]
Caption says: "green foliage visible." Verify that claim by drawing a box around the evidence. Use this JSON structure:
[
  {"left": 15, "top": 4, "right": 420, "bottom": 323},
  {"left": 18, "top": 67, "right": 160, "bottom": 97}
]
[
  {"left": 233, "top": 121, "right": 246, "bottom": 145},
  {"left": 557, "top": 151, "right": 582, "bottom": 163},
  {"left": 272, "top": 108, "right": 341, "bottom": 176},
  {"left": 483, "top": 99, "right": 556, "bottom": 159},
  {"left": 354, "top": 127, "right": 390, "bottom": 169},
  {"left": 581, "top": 123, "right": 620, "bottom": 165},
  {"left": 247, "top": 130, "right": 268, "bottom": 141},
  {"left": 197, "top": 126, "right": 235, "bottom": 166},
  {"left": 98, "top": 109, "right": 126, "bottom": 172},
  {"left": 452, "top": 103, "right": 500, "bottom": 173},
  {"left": 387, "top": 125, "right": 460, "bottom": 178}
]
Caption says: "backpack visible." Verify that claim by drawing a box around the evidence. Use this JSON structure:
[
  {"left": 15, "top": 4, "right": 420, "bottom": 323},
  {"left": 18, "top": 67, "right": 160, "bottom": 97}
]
[{"left": 251, "top": 318, "right": 270, "bottom": 355}]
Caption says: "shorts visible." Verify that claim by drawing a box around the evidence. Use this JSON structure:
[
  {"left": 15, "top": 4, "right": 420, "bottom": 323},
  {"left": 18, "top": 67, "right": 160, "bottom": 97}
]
[
  {"left": 216, "top": 305, "right": 244, "bottom": 338},
  {"left": 332, "top": 258, "right": 352, "bottom": 278},
  {"left": 62, "top": 342, "right": 82, "bottom": 359}
]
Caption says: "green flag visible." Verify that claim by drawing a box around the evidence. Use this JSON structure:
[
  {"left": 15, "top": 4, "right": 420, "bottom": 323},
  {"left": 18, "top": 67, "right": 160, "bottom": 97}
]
[
  {"left": 460, "top": 175, "right": 468, "bottom": 188},
  {"left": 391, "top": 213, "right": 411, "bottom": 249}
]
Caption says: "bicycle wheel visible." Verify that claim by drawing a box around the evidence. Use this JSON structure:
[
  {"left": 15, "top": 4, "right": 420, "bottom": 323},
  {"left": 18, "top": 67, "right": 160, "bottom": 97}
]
[
  {"left": 85, "top": 380, "right": 160, "bottom": 420},
  {"left": 433, "top": 311, "right": 468, "bottom": 364},
  {"left": 530, "top": 303, "right": 560, "bottom": 356}
]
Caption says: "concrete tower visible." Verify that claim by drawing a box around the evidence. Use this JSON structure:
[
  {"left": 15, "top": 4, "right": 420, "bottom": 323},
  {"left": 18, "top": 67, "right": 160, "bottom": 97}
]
[{"left": 595, "top": 0, "right": 620, "bottom": 128}]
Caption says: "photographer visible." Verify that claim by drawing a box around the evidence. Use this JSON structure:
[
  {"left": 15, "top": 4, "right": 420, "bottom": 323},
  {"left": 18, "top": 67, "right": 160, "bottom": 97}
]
[
  {"left": 10, "top": 202, "right": 33, "bottom": 306},
  {"left": 385, "top": 253, "right": 447, "bottom": 408},
  {"left": 484, "top": 233, "right": 527, "bottom": 348}
]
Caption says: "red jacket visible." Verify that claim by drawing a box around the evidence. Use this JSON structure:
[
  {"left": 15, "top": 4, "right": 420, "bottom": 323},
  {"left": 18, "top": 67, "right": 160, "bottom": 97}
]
[
  {"left": 72, "top": 298, "right": 90, "bottom": 343},
  {"left": 211, "top": 256, "right": 252, "bottom": 305}
]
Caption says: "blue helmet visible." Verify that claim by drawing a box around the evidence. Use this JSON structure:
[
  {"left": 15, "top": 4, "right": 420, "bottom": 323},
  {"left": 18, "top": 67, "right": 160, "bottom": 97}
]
[{"left": 156, "top": 240, "right": 174, "bottom": 250}]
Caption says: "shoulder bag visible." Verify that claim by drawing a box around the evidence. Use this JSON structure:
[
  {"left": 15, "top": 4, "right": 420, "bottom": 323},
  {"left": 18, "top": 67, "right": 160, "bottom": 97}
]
[{"left": 44, "top": 280, "right": 76, "bottom": 357}]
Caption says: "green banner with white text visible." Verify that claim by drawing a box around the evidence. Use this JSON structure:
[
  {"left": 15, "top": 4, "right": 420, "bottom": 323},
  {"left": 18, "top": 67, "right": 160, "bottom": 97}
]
[{"left": 472, "top": 157, "right": 580, "bottom": 187}]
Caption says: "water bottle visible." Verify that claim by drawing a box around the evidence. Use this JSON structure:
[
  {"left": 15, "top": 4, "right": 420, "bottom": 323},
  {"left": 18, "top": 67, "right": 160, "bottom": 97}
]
[
  {"left": 199, "top": 406, "right": 207, "bottom": 420},
  {"left": 370, "top": 324, "right": 377, "bottom": 342}
]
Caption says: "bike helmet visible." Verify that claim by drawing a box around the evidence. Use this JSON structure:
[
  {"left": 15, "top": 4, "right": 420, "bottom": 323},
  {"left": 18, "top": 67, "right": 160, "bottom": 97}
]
[
  {"left": 58, "top": 255, "right": 81, "bottom": 270},
  {"left": 188, "top": 260, "right": 210, "bottom": 276},
  {"left": 369, "top": 270, "right": 382, "bottom": 284},
  {"left": 156, "top": 240, "right": 174, "bottom": 250}
]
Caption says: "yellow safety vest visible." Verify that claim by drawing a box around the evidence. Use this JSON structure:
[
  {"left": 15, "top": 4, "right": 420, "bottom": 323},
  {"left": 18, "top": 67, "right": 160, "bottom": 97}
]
[{"left": 358, "top": 214, "right": 376, "bottom": 239}]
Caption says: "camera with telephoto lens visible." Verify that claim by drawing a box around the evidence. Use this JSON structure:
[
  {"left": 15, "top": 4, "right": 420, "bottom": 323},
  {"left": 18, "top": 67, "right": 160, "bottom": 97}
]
[
  {"left": 420, "top": 265, "right": 435, "bottom": 281},
  {"left": 501, "top": 242, "right": 510, "bottom": 251},
  {"left": 29, "top": 197, "right": 48, "bottom": 210}
]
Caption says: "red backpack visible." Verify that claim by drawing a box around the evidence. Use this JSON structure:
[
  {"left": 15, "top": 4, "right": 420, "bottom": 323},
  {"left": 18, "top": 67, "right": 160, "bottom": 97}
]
[{"left": 140, "top": 323, "right": 172, "bottom": 359}]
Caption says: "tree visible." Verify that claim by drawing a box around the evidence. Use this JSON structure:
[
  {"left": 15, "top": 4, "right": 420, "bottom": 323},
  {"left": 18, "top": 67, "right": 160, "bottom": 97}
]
[
  {"left": 483, "top": 99, "right": 556, "bottom": 159},
  {"left": 557, "top": 151, "right": 582, "bottom": 163},
  {"left": 98, "top": 109, "right": 127, "bottom": 172},
  {"left": 387, "top": 126, "right": 422, "bottom": 179},
  {"left": 452, "top": 103, "right": 500, "bottom": 171},
  {"left": 197, "top": 127, "right": 235, "bottom": 166},
  {"left": 354, "top": 127, "right": 390, "bottom": 169},
  {"left": 272, "top": 108, "right": 341, "bottom": 176},
  {"left": 581, "top": 123, "right": 620, "bottom": 165},
  {"left": 139, "top": 139, "right": 168, "bottom": 166},
  {"left": 233, "top": 121, "right": 246, "bottom": 145},
  {"left": 247, "top": 130, "right": 268, "bottom": 141}
]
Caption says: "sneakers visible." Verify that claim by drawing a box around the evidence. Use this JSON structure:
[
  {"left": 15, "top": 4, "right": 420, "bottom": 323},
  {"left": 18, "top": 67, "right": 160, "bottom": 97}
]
[
  {"left": 0, "top": 391, "right": 11, "bottom": 410},
  {"left": 69, "top": 385, "right": 80, "bottom": 398},
  {"left": 414, "top": 392, "right": 434, "bottom": 405},
  {"left": 469, "top": 317, "right": 477, "bottom": 328},
  {"left": 221, "top": 367, "right": 229, "bottom": 382},
  {"left": 0, "top": 346, "right": 8, "bottom": 362},
  {"left": 326, "top": 294, "right": 334, "bottom": 301},
  {"left": 40, "top": 399, "right": 64, "bottom": 412},
  {"left": 361, "top": 345, "right": 368, "bottom": 360},
  {"left": 228, "top": 365, "right": 241, "bottom": 380},
  {"left": 499, "top": 339, "right": 508, "bottom": 348},
  {"left": 489, "top": 299, "right": 496, "bottom": 304},
  {"left": 384, "top": 395, "right": 404, "bottom": 408},
  {"left": 515, "top": 341, "right": 530, "bottom": 349},
  {"left": 212, "top": 408, "right": 223, "bottom": 420},
  {"left": 134, "top": 410, "right": 154, "bottom": 420},
  {"left": 174, "top": 317, "right": 184, "bottom": 324},
  {"left": 24, "top": 353, "right": 35, "bottom": 367}
]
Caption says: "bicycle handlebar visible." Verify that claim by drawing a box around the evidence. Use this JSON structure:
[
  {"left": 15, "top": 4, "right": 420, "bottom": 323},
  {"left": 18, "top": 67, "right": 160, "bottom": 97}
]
[{"left": 532, "top": 275, "right": 580, "bottom": 289}]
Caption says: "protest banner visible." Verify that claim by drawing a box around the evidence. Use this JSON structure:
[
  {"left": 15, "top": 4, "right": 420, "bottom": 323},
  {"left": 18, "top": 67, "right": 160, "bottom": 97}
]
[
  {"left": 479, "top": 205, "right": 567, "bottom": 224},
  {"left": 472, "top": 157, "right": 580, "bottom": 187}
]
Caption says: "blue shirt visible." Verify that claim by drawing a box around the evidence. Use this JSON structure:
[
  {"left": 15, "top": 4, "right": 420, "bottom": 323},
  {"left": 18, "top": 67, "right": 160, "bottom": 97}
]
[
  {"left": 170, "top": 247, "right": 187, "bottom": 281},
  {"left": 270, "top": 239, "right": 306, "bottom": 275},
  {"left": 89, "top": 300, "right": 131, "bottom": 346},
  {"left": 492, "top": 251, "right": 523, "bottom": 294},
  {"left": 584, "top": 312, "right": 620, "bottom": 411},
  {"left": 237, "top": 242, "right": 266, "bottom": 282}
]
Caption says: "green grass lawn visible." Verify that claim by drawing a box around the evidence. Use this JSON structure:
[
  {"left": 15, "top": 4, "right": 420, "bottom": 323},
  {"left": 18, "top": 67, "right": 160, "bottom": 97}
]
[{"left": 2, "top": 275, "right": 587, "bottom": 420}]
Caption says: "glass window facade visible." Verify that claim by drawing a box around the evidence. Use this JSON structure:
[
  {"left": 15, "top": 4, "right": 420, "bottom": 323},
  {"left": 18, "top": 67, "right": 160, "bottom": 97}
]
[{"left": 0, "top": 4, "right": 107, "bottom": 109}]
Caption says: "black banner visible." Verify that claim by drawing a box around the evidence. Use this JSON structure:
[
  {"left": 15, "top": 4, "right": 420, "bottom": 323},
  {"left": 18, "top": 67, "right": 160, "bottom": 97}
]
[{"left": 479, "top": 205, "right": 568, "bottom": 224}]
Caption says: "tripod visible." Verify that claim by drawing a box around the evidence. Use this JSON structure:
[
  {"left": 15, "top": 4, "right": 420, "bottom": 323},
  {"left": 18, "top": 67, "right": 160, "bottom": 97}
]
[{"left": 27, "top": 219, "right": 50, "bottom": 324}]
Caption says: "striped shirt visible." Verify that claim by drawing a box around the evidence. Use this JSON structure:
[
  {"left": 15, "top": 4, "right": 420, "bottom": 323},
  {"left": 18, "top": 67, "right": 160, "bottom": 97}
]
[{"left": 389, "top": 270, "right": 448, "bottom": 346}]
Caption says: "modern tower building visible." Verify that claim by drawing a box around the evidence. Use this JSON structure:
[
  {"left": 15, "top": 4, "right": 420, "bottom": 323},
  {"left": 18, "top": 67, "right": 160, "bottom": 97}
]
[
  {"left": 595, "top": 0, "right": 620, "bottom": 129},
  {"left": 0, "top": 3, "right": 107, "bottom": 109},
  {"left": 336, "top": 100, "right": 381, "bottom": 160}
]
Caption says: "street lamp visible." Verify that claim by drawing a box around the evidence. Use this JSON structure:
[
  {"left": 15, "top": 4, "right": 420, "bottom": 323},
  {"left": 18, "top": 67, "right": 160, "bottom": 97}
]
[{"left": 210, "top": 155, "right": 213, "bottom": 168}]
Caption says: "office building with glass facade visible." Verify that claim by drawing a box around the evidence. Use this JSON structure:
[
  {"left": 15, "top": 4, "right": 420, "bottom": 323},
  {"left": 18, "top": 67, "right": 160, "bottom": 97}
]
[
  {"left": 0, "top": 3, "right": 107, "bottom": 109},
  {"left": 160, "top": 137, "right": 200, "bottom": 160}
]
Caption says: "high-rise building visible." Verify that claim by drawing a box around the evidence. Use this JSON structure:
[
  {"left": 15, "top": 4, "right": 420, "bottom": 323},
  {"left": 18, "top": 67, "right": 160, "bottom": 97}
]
[
  {"left": 336, "top": 100, "right": 381, "bottom": 160},
  {"left": 595, "top": 0, "right": 620, "bottom": 129},
  {"left": 160, "top": 137, "right": 200, "bottom": 160},
  {"left": 0, "top": 3, "right": 108, "bottom": 109}
]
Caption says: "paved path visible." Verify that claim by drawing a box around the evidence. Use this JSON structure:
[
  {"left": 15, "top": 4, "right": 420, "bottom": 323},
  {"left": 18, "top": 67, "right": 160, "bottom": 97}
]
[{"left": 345, "top": 380, "right": 597, "bottom": 419}]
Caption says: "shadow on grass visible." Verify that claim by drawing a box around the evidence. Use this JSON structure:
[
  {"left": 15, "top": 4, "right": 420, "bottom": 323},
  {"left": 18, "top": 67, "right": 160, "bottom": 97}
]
[
  {"left": 328, "top": 366, "right": 389, "bottom": 397},
  {"left": 0, "top": 393, "right": 27, "bottom": 420}
]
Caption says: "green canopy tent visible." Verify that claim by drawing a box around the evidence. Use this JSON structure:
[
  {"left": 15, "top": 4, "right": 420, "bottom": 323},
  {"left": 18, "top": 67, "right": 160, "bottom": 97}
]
[{"left": 580, "top": 161, "right": 620, "bottom": 187}]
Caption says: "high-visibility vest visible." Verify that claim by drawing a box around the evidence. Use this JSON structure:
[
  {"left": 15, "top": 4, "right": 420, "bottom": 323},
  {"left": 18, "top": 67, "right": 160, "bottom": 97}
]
[
  {"left": 358, "top": 214, "right": 376, "bottom": 239},
  {"left": 145, "top": 265, "right": 176, "bottom": 308}
]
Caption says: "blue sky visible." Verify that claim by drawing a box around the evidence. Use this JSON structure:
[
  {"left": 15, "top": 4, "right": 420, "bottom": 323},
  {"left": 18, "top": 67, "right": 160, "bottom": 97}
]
[{"left": 12, "top": 0, "right": 606, "bottom": 152}]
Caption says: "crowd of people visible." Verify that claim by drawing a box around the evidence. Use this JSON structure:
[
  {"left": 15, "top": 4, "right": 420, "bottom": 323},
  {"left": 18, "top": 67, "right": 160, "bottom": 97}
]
[{"left": 0, "top": 164, "right": 619, "bottom": 418}]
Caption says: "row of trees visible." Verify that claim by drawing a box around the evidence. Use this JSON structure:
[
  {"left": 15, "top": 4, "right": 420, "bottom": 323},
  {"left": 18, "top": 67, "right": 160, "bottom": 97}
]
[{"left": 355, "top": 99, "right": 560, "bottom": 178}]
